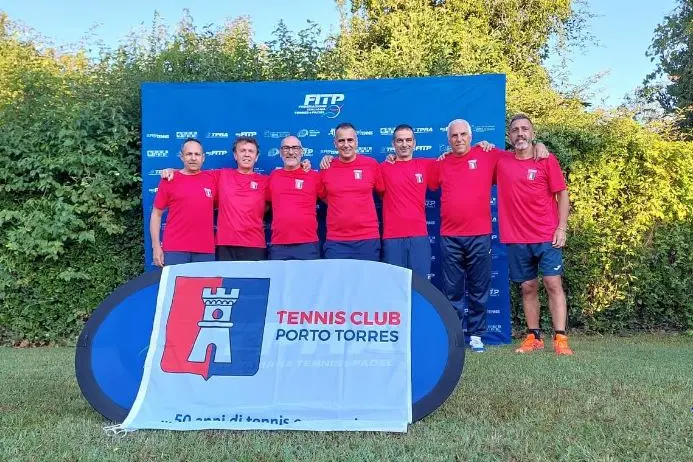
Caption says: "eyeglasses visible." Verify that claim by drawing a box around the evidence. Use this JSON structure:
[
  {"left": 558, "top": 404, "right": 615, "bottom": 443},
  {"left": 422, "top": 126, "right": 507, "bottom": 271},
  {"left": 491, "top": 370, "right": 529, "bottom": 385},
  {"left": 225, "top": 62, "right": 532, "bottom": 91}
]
[{"left": 280, "top": 145, "right": 302, "bottom": 152}]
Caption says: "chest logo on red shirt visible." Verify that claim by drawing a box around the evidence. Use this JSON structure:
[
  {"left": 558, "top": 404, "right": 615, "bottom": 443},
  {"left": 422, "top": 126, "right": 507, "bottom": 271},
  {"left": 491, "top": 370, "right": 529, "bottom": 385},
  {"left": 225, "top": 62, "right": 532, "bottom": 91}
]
[
  {"left": 204, "top": 188, "right": 212, "bottom": 198},
  {"left": 250, "top": 181, "right": 259, "bottom": 190},
  {"left": 353, "top": 169, "right": 363, "bottom": 180},
  {"left": 414, "top": 173, "right": 423, "bottom": 183},
  {"left": 527, "top": 169, "right": 537, "bottom": 181},
  {"left": 468, "top": 159, "right": 477, "bottom": 170},
  {"left": 294, "top": 179, "right": 304, "bottom": 190}
]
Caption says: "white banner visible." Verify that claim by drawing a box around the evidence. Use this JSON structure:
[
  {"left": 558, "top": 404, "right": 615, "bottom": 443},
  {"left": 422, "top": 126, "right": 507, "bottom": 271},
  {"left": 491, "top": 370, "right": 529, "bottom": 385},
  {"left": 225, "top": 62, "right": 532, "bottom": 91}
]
[{"left": 115, "top": 260, "right": 412, "bottom": 432}]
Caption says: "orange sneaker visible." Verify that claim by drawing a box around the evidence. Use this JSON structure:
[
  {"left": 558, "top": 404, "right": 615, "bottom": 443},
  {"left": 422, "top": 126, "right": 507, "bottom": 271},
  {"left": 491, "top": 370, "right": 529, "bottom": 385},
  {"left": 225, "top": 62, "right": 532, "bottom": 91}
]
[
  {"left": 515, "top": 333, "right": 544, "bottom": 353},
  {"left": 553, "top": 334, "right": 574, "bottom": 356}
]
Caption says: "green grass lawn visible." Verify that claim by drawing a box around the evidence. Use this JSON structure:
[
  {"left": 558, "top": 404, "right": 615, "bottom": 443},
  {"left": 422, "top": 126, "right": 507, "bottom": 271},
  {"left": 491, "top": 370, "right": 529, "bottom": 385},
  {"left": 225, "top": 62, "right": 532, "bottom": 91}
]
[{"left": 1, "top": 335, "right": 692, "bottom": 462}]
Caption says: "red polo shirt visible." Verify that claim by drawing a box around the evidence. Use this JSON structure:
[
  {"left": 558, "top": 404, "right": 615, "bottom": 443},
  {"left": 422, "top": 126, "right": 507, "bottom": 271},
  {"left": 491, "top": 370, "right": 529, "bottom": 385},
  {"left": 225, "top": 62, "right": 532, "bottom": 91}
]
[
  {"left": 428, "top": 146, "right": 501, "bottom": 236},
  {"left": 153, "top": 170, "right": 217, "bottom": 253},
  {"left": 496, "top": 153, "right": 567, "bottom": 243},
  {"left": 267, "top": 168, "right": 325, "bottom": 244},
  {"left": 320, "top": 155, "right": 385, "bottom": 241},
  {"left": 216, "top": 169, "right": 268, "bottom": 248},
  {"left": 380, "top": 157, "right": 434, "bottom": 239}
]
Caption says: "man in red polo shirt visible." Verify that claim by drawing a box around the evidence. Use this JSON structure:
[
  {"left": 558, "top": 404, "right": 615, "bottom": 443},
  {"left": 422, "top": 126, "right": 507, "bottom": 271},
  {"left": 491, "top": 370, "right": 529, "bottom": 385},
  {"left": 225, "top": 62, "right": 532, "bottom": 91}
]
[
  {"left": 497, "top": 114, "right": 573, "bottom": 355},
  {"left": 150, "top": 138, "right": 216, "bottom": 267},
  {"left": 320, "top": 124, "right": 497, "bottom": 275},
  {"left": 428, "top": 119, "right": 501, "bottom": 353},
  {"left": 320, "top": 122, "right": 384, "bottom": 261},
  {"left": 429, "top": 119, "right": 550, "bottom": 353},
  {"left": 215, "top": 136, "right": 268, "bottom": 261},
  {"left": 379, "top": 124, "right": 435, "bottom": 278},
  {"left": 267, "top": 135, "right": 325, "bottom": 260}
]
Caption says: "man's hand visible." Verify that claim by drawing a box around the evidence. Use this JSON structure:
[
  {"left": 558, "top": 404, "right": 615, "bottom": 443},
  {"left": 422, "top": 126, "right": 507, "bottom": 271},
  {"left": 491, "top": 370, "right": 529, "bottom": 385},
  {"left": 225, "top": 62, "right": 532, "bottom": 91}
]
[
  {"left": 552, "top": 227, "right": 567, "bottom": 248},
  {"left": 319, "top": 155, "right": 334, "bottom": 170},
  {"left": 385, "top": 154, "right": 396, "bottom": 164},
  {"left": 160, "top": 168, "right": 176, "bottom": 181},
  {"left": 534, "top": 142, "right": 550, "bottom": 160},
  {"left": 476, "top": 140, "right": 495, "bottom": 152},
  {"left": 153, "top": 245, "right": 165, "bottom": 267},
  {"left": 301, "top": 160, "right": 311, "bottom": 171}
]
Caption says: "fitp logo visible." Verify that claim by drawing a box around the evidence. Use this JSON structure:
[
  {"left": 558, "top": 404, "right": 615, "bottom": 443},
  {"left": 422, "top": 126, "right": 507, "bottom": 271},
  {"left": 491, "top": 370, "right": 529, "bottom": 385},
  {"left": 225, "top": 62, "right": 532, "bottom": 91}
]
[
  {"left": 295, "top": 93, "right": 344, "bottom": 118},
  {"left": 160, "top": 277, "right": 270, "bottom": 380}
]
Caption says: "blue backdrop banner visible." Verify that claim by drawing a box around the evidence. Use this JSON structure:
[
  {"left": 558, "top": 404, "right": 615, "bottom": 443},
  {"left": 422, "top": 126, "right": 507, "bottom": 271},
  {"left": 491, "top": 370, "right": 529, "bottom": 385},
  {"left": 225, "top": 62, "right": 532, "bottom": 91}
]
[
  {"left": 113, "top": 260, "right": 412, "bottom": 432},
  {"left": 141, "top": 75, "right": 510, "bottom": 344}
]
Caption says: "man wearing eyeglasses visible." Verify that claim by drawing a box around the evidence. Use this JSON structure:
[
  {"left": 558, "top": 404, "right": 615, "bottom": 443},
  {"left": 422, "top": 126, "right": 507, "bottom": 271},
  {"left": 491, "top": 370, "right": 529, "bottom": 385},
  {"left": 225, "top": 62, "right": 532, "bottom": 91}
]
[{"left": 267, "top": 135, "right": 326, "bottom": 260}]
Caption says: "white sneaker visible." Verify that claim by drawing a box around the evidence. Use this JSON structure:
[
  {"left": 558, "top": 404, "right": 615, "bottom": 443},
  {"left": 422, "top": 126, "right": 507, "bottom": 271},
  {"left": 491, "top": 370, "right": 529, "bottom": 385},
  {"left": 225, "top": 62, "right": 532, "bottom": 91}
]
[{"left": 469, "top": 335, "right": 485, "bottom": 353}]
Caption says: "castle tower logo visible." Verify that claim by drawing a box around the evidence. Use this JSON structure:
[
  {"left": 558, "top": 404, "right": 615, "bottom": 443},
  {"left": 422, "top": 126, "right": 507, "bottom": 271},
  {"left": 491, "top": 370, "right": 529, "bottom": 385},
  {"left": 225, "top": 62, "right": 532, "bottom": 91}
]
[
  {"left": 188, "top": 288, "right": 239, "bottom": 363},
  {"left": 160, "top": 277, "right": 270, "bottom": 380}
]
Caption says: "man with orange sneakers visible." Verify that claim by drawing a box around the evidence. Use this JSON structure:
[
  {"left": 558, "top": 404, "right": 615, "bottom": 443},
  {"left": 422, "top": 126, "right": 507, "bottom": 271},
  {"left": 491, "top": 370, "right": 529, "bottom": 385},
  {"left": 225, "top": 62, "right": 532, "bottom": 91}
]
[{"left": 496, "top": 114, "right": 573, "bottom": 355}]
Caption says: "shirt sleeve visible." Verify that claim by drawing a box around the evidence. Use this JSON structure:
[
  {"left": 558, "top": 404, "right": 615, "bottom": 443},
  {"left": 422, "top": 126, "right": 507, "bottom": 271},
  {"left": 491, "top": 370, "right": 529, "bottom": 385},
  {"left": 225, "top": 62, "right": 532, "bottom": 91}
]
[
  {"left": 153, "top": 177, "right": 170, "bottom": 210},
  {"left": 210, "top": 168, "right": 224, "bottom": 185},
  {"left": 546, "top": 154, "right": 567, "bottom": 193},
  {"left": 427, "top": 158, "right": 442, "bottom": 190},
  {"left": 373, "top": 162, "right": 385, "bottom": 194},
  {"left": 265, "top": 177, "right": 272, "bottom": 202},
  {"left": 491, "top": 149, "right": 506, "bottom": 185},
  {"left": 314, "top": 171, "right": 327, "bottom": 200}
]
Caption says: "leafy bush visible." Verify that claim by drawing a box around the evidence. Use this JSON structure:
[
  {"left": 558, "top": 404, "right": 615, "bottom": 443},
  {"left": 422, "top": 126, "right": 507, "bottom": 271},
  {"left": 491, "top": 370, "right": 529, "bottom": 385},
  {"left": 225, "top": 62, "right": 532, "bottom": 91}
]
[{"left": 0, "top": 7, "right": 691, "bottom": 342}]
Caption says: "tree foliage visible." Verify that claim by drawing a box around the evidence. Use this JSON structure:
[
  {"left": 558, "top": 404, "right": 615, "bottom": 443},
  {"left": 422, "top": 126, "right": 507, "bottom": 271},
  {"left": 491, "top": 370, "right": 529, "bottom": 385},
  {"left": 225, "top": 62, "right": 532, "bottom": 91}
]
[
  {"left": 644, "top": 0, "right": 693, "bottom": 138},
  {"left": 0, "top": 3, "right": 691, "bottom": 342},
  {"left": 0, "top": 11, "right": 333, "bottom": 342}
]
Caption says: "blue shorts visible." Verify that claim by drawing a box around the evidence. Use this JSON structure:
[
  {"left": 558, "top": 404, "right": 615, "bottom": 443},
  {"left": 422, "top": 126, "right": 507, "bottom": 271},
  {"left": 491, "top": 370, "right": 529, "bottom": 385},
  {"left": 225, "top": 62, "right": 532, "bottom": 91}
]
[
  {"left": 270, "top": 242, "right": 320, "bottom": 260},
  {"left": 382, "top": 236, "right": 431, "bottom": 278},
  {"left": 506, "top": 243, "right": 563, "bottom": 283},
  {"left": 164, "top": 251, "right": 215, "bottom": 266},
  {"left": 324, "top": 238, "right": 381, "bottom": 261}
]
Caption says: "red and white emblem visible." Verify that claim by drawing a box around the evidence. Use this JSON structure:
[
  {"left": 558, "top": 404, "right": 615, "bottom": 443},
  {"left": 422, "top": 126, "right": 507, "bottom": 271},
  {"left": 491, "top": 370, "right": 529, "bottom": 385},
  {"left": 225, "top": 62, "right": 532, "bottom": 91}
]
[
  {"left": 204, "top": 188, "right": 212, "bottom": 198},
  {"left": 353, "top": 169, "right": 363, "bottom": 180},
  {"left": 415, "top": 173, "right": 423, "bottom": 183},
  {"left": 250, "top": 181, "right": 259, "bottom": 190},
  {"left": 468, "top": 159, "right": 477, "bottom": 170},
  {"left": 527, "top": 169, "right": 537, "bottom": 181},
  {"left": 295, "top": 179, "right": 304, "bottom": 190}
]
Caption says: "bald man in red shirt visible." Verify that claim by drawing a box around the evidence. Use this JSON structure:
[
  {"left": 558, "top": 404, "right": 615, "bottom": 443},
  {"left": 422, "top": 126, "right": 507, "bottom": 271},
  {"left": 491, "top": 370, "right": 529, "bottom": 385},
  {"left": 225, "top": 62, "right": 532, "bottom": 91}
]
[
  {"left": 150, "top": 138, "right": 216, "bottom": 267},
  {"left": 319, "top": 122, "right": 385, "bottom": 261},
  {"left": 267, "top": 135, "right": 325, "bottom": 260}
]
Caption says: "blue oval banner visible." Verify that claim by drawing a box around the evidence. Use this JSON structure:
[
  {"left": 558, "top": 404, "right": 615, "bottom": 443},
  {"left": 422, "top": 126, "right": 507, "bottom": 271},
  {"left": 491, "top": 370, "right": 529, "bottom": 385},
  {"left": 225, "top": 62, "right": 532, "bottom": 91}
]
[{"left": 76, "top": 260, "right": 464, "bottom": 429}]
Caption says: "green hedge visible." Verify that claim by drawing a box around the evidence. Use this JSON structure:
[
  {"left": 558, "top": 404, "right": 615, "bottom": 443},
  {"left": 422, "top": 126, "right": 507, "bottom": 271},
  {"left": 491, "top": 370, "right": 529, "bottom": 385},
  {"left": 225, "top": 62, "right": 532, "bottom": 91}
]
[
  {"left": 510, "top": 118, "right": 693, "bottom": 333},
  {"left": 0, "top": 14, "right": 691, "bottom": 343}
]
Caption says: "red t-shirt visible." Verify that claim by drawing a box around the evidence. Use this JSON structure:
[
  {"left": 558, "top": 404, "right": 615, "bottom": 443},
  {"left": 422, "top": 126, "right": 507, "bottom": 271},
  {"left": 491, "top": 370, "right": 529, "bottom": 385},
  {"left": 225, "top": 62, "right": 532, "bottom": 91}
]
[
  {"left": 153, "top": 171, "right": 216, "bottom": 253},
  {"left": 496, "top": 154, "right": 567, "bottom": 244},
  {"left": 380, "top": 158, "right": 434, "bottom": 239},
  {"left": 216, "top": 169, "right": 268, "bottom": 248},
  {"left": 428, "top": 146, "right": 501, "bottom": 236},
  {"left": 320, "top": 155, "right": 385, "bottom": 241},
  {"left": 267, "top": 168, "right": 325, "bottom": 245}
]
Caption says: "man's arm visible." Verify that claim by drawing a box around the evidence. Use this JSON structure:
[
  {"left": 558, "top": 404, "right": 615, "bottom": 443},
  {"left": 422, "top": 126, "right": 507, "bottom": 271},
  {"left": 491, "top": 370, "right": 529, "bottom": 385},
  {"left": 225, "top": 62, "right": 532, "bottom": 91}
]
[
  {"left": 150, "top": 207, "right": 165, "bottom": 267},
  {"left": 427, "top": 158, "right": 441, "bottom": 191},
  {"left": 315, "top": 173, "right": 327, "bottom": 201},
  {"left": 374, "top": 163, "right": 385, "bottom": 195},
  {"left": 552, "top": 190, "right": 570, "bottom": 248},
  {"left": 319, "top": 156, "right": 334, "bottom": 170}
]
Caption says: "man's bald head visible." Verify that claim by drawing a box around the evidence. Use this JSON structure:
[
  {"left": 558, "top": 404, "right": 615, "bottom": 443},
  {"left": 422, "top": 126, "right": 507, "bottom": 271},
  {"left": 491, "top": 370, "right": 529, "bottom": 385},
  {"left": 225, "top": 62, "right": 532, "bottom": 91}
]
[{"left": 280, "top": 135, "right": 303, "bottom": 170}]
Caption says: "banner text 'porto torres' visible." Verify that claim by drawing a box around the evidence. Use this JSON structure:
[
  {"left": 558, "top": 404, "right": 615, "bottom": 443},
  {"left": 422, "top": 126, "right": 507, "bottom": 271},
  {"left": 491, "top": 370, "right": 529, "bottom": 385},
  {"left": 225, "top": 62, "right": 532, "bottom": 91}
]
[{"left": 119, "top": 260, "right": 412, "bottom": 432}]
